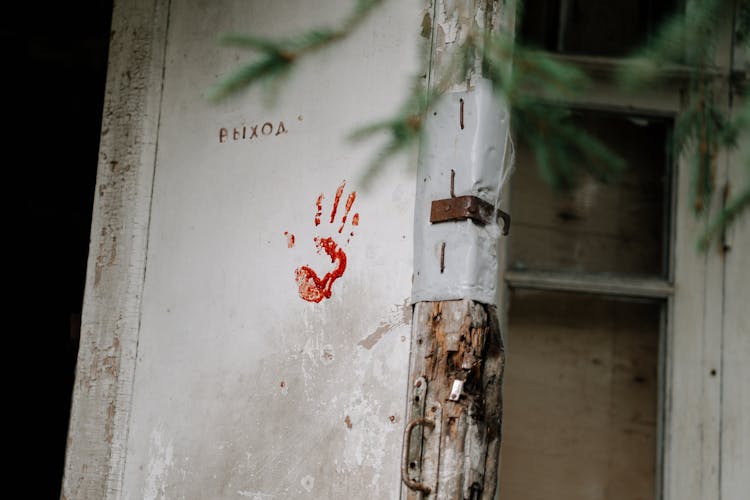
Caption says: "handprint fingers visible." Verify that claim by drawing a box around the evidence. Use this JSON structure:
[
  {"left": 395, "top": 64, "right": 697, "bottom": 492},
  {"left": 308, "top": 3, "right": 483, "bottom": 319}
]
[{"left": 287, "top": 180, "right": 360, "bottom": 303}]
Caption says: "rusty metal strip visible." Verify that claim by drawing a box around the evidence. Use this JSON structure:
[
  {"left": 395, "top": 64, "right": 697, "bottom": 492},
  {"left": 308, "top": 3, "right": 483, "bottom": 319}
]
[{"left": 430, "top": 195, "right": 495, "bottom": 225}]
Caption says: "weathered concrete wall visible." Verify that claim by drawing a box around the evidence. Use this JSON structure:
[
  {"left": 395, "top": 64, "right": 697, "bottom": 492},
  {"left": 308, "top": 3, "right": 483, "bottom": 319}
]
[{"left": 113, "top": 1, "right": 421, "bottom": 498}]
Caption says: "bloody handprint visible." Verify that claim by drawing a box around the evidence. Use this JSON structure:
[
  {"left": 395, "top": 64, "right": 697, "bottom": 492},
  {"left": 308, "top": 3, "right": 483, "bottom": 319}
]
[{"left": 288, "top": 180, "right": 359, "bottom": 303}]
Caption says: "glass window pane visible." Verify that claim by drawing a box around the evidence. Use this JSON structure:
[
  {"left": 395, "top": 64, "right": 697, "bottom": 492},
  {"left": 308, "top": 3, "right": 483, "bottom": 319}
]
[
  {"left": 499, "top": 289, "right": 659, "bottom": 500},
  {"left": 509, "top": 111, "right": 671, "bottom": 276}
]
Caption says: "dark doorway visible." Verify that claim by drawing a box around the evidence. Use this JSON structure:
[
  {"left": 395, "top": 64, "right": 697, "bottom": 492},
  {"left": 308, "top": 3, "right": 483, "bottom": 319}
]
[{"left": 4, "top": 2, "right": 113, "bottom": 497}]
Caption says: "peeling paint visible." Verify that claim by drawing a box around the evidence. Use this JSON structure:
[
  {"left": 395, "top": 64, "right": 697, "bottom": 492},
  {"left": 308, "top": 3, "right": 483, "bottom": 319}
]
[
  {"left": 435, "top": 24, "right": 446, "bottom": 52},
  {"left": 341, "top": 389, "right": 389, "bottom": 475},
  {"left": 358, "top": 324, "right": 391, "bottom": 350},
  {"left": 358, "top": 298, "right": 412, "bottom": 350},
  {"left": 237, "top": 491, "right": 273, "bottom": 499},
  {"left": 104, "top": 401, "right": 116, "bottom": 444},
  {"left": 93, "top": 227, "right": 117, "bottom": 287},
  {"left": 144, "top": 429, "right": 176, "bottom": 500},
  {"left": 421, "top": 10, "right": 432, "bottom": 38}
]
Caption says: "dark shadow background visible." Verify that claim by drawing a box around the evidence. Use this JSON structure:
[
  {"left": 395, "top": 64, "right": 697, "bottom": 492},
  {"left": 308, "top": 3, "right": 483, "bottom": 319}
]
[{"left": 4, "top": 2, "right": 113, "bottom": 497}]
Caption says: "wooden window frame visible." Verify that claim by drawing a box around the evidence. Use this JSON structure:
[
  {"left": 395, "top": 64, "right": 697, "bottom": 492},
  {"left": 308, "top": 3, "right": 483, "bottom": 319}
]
[
  {"left": 500, "top": 9, "right": 744, "bottom": 494},
  {"left": 501, "top": 92, "right": 677, "bottom": 500}
]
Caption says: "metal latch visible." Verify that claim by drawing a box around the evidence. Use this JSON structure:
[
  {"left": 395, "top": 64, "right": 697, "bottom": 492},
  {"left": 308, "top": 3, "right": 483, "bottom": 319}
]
[
  {"left": 430, "top": 195, "right": 494, "bottom": 225},
  {"left": 429, "top": 170, "right": 511, "bottom": 235}
]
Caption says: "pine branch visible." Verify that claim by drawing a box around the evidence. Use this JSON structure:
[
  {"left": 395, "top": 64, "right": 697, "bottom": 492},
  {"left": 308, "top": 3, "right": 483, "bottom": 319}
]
[
  {"left": 511, "top": 103, "right": 625, "bottom": 191},
  {"left": 615, "top": 0, "right": 749, "bottom": 249},
  {"left": 349, "top": 85, "right": 440, "bottom": 187},
  {"left": 209, "top": 0, "right": 383, "bottom": 101},
  {"left": 211, "top": 0, "right": 749, "bottom": 251},
  {"left": 617, "top": 0, "right": 727, "bottom": 86},
  {"left": 699, "top": 184, "right": 750, "bottom": 251},
  {"left": 698, "top": 96, "right": 750, "bottom": 249},
  {"left": 485, "top": 35, "right": 624, "bottom": 191},
  {"left": 738, "top": 0, "right": 750, "bottom": 46}
]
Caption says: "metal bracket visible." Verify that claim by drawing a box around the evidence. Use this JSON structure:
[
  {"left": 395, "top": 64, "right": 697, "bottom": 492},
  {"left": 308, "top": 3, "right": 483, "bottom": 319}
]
[
  {"left": 411, "top": 79, "right": 511, "bottom": 305},
  {"left": 497, "top": 209, "right": 511, "bottom": 236},
  {"left": 430, "top": 196, "right": 511, "bottom": 235},
  {"left": 430, "top": 195, "right": 493, "bottom": 225}
]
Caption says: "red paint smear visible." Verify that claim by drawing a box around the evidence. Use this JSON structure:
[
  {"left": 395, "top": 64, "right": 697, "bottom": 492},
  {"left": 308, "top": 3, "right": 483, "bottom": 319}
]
[
  {"left": 294, "top": 237, "right": 347, "bottom": 303},
  {"left": 284, "top": 232, "right": 295, "bottom": 248},
  {"left": 338, "top": 191, "right": 357, "bottom": 233},
  {"left": 329, "top": 180, "right": 346, "bottom": 223},
  {"left": 314, "top": 194, "right": 324, "bottom": 226},
  {"left": 352, "top": 213, "right": 359, "bottom": 226}
]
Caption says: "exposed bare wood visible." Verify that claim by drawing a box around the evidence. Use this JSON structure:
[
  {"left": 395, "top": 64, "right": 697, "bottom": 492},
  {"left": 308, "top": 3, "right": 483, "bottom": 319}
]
[
  {"left": 61, "top": 1, "right": 170, "bottom": 498},
  {"left": 505, "top": 270, "right": 674, "bottom": 299},
  {"left": 426, "top": 0, "right": 507, "bottom": 91},
  {"left": 403, "top": 300, "right": 504, "bottom": 499},
  {"left": 401, "top": 1, "right": 510, "bottom": 498}
]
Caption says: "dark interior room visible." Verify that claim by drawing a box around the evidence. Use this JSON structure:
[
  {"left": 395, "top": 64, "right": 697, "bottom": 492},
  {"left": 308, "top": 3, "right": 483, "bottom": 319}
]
[{"left": 5, "top": 2, "right": 113, "bottom": 497}]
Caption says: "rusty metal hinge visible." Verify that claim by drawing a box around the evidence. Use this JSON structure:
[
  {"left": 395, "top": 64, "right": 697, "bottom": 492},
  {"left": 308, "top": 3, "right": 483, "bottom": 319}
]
[
  {"left": 429, "top": 170, "right": 511, "bottom": 235},
  {"left": 430, "top": 195, "right": 493, "bottom": 224}
]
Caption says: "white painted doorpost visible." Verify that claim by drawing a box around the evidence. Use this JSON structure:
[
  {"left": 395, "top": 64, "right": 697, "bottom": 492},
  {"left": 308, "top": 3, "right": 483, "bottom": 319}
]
[{"left": 62, "top": 0, "right": 169, "bottom": 497}]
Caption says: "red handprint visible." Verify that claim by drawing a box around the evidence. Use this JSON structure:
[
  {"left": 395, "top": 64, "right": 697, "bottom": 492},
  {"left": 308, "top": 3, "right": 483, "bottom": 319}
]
[{"left": 287, "top": 180, "right": 359, "bottom": 303}]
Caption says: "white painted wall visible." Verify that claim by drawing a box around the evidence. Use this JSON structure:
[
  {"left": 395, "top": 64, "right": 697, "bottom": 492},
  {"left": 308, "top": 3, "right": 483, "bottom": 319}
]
[
  {"left": 117, "top": 1, "right": 422, "bottom": 498},
  {"left": 65, "top": 2, "right": 750, "bottom": 499}
]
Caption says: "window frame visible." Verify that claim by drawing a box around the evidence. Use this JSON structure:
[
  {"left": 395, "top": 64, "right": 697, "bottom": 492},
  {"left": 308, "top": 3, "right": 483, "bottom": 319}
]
[{"left": 499, "top": 8, "right": 741, "bottom": 496}]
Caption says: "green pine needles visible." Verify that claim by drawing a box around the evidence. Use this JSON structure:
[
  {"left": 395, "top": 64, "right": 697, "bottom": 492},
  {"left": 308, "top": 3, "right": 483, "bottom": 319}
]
[
  {"left": 618, "top": 0, "right": 749, "bottom": 250},
  {"left": 209, "top": 0, "right": 383, "bottom": 101},
  {"left": 213, "top": 0, "right": 749, "bottom": 252}
]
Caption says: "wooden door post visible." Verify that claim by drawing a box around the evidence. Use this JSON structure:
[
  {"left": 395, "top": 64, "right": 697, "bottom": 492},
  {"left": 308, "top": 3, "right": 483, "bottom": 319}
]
[
  {"left": 402, "top": 301, "right": 505, "bottom": 499},
  {"left": 401, "top": 1, "right": 513, "bottom": 499}
]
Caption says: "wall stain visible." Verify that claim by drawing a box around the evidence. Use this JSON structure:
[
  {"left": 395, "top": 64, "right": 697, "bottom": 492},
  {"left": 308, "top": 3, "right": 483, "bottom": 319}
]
[
  {"left": 358, "top": 323, "right": 392, "bottom": 350},
  {"left": 358, "top": 299, "right": 412, "bottom": 350},
  {"left": 93, "top": 225, "right": 117, "bottom": 287},
  {"left": 421, "top": 10, "right": 432, "bottom": 38}
]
